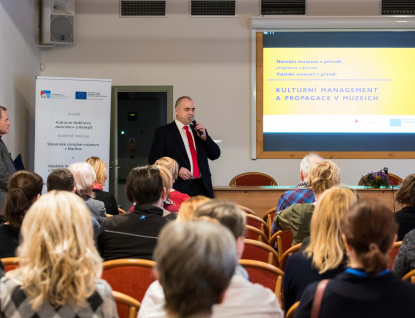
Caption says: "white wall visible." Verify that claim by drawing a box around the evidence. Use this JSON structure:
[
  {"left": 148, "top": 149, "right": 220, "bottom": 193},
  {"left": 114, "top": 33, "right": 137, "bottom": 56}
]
[
  {"left": 0, "top": 0, "right": 40, "bottom": 171},
  {"left": 40, "top": 0, "right": 415, "bottom": 186}
]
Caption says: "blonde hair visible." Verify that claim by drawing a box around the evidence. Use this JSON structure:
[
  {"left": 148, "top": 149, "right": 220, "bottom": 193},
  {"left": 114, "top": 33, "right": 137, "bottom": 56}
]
[
  {"left": 155, "top": 165, "right": 173, "bottom": 198},
  {"left": 155, "top": 157, "right": 179, "bottom": 181},
  {"left": 177, "top": 196, "right": 211, "bottom": 222},
  {"left": 308, "top": 160, "right": 341, "bottom": 195},
  {"left": 85, "top": 156, "right": 107, "bottom": 187},
  {"left": 68, "top": 162, "right": 96, "bottom": 199},
  {"left": 305, "top": 187, "right": 357, "bottom": 273},
  {"left": 9, "top": 191, "right": 102, "bottom": 310}
]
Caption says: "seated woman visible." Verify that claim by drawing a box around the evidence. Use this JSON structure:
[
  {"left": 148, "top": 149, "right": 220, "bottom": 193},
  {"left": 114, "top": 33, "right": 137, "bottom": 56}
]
[
  {"left": 274, "top": 160, "right": 341, "bottom": 246},
  {"left": 283, "top": 187, "right": 358, "bottom": 311},
  {"left": 393, "top": 174, "right": 415, "bottom": 241},
  {"left": 68, "top": 162, "right": 106, "bottom": 224},
  {"left": 155, "top": 157, "right": 190, "bottom": 207},
  {"left": 177, "top": 195, "right": 210, "bottom": 222},
  {"left": 155, "top": 165, "right": 180, "bottom": 213},
  {"left": 0, "top": 191, "right": 117, "bottom": 317},
  {"left": 296, "top": 200, "right": 415, "bottom": 318},
  {"left": 86, "top": 156, "right": 119, "bottom": 215},
  {"left": 0, "top": 171, "right": 43, "bottom": 258},
  {"left": 393, "top": 228, "right": 415, "bottom": 278}
]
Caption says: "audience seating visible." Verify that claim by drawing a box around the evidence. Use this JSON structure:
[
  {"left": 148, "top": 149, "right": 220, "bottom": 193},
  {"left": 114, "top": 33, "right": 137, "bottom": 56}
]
[
  {"left": 263, "top": 207, "right": 276, "bottom": 233},
  {"left": 269, "top": 230, "right": 293, "bottom": 260},
  {"left": 387, "top": 241, "right": 402, "bottom": 270},
  {"left": 402, "top": 269, "right": 415, "bottom": 284},
  {"left": 238, "top": 205, "right": 255, "bottom": 215},
  {"left": 242, "top": 239, "right": 280, "bottom": 267},
  {"left": 279, "top": 243, "right": 302, "bottom": 271},
  {"left": 358, "top": 173, "right": 403, "bottom": 186},
  {"left": 246, "top": 214, "right": 270, "bottom": 238},
  {"left": 113, "top": 291, "right": 141, "bottom": 318},
  {"left": 238, "top": 259, "right": 284, "bottom": 307},
  {"left": 1, "top": 257, "right": 19, "bottom": 273},
  {"left": 286, "top": 301, "right": 300, "bottom": 318},
  {"left": 229, "top": 172, "right": 278, "bottom": 186},
  {"left": 102, "top": 259, "right": 155, "bottom": 303},
  {"left": 245, "top": 225, "right": 269, "bottom": 244}
]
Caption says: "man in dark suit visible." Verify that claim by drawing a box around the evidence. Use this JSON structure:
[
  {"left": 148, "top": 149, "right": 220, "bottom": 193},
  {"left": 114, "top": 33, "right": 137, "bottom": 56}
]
[
  {"left": 0, "top": 106, "right": 17, "bottom": 218},
  {"left": 148, "top": 96, "right": 220, "bottom": 198}
]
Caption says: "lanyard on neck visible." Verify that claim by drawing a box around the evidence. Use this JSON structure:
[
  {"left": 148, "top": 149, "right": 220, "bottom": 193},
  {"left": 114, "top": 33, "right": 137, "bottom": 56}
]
[{"left": 346, "top": 268, "right": 389, "bottom": 277}]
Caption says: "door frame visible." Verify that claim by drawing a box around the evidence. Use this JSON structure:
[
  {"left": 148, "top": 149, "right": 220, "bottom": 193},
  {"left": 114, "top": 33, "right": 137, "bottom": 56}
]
[{"left": 110, "top": 86, "right": 174, "bottom": 201}]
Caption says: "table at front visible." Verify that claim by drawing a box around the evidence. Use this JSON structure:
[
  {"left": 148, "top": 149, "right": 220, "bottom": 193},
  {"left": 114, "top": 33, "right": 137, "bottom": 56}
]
[{"left": 214, "top": 186, "right": 401, "bottom": 219}]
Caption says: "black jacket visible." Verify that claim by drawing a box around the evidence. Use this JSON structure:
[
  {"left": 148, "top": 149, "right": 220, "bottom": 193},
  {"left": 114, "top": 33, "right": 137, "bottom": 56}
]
[
  {"left": 96, "top": 204, "right": 169, "bottom": 261},
  {"left": 148, "top": 121, "right": 220, "bottom": 198}
]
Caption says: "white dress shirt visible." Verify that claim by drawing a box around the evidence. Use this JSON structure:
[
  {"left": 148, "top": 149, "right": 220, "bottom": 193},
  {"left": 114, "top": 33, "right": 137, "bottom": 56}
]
[{"left": 174, "top": 119, "right": 198, "bottom": 176}]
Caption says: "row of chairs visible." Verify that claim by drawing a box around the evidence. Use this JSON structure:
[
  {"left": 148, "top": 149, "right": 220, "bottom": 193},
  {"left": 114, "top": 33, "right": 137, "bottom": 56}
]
[
  {"left": 1, "top": 257, "right": 286, "bottom": 313},
  {"left": 229, "top": 172, "right": 403, "bottom": 187}
]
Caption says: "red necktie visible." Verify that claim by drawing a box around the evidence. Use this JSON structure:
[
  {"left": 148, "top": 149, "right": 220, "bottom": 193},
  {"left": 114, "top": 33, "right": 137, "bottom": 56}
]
[{"left": 183, "top": 126, "right": 199, "bottom": 178}]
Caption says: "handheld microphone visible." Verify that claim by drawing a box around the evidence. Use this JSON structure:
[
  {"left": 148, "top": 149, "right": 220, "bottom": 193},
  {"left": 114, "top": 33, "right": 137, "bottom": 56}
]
[{"left": 191, "top": 119, "right": 204, "bottom": 136}]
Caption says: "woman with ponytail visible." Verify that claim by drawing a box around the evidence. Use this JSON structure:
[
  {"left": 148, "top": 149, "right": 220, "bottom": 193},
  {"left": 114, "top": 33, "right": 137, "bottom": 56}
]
[
  {"left": 296, "top": 200, "right": 415, "bottom": 318},
  {"left": 0, "top": 171, "right": 43, "bottom": 258}
]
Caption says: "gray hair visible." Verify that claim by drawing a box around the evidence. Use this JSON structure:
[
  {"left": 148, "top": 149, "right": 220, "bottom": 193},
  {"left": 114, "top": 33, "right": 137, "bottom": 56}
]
[
  {"left": 194, "top": 199, "right": 246, "bottom": 239},
  {"left": 300, "top": 152, "right": 323, "bottom": 177},
  {"left": 154, "top": 221, "right": 237, "bottom": 317},
  {"left": 0, "top": 106, "right": 7, "bottom": 119},
  {"left": 68, "top": 162, "right": 96, "bottom": 199},
  {"left": 174, "top": 96, "right": 192, "bottom": 108}
]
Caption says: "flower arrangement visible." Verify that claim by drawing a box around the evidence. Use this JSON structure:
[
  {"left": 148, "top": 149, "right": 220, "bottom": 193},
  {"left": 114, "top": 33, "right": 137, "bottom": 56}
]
[{"left": 361, "top": 170, "right": 391, "bottom": 189}]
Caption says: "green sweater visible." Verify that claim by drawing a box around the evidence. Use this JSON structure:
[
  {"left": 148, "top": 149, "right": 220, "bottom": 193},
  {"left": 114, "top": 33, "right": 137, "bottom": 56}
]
[{"left": 274, "top": 203, "right": 315, "bottom": 246}]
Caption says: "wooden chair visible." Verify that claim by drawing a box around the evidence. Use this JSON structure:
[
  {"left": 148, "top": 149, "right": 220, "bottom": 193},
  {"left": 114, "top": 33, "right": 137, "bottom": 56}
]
[
  {"left": 238, "top": 205, "right": 255, "bottom": 215},
  {"left": 246, "top": 214, "right": 270, "bottom": 238},
  {"left": 245, "top": 225, "right": 269, "bottom": 244},
  {"left": 102, "top": 259, "right": 155, "bottom": 303},
  {"left": 402, "top": 269, "right": 415, "bottom": 284},
  {"left": 113, "top": 291, "right": 141, "bottom": 318},
  {"left": 286, "top": 301, "right": 300, "bottom": 318},
  {"left": 387, "top": 241, "right": 402, "bottom": 270},
  {"left": 358, "top": 173, "right": 403, "bottom": 186},
  {"left": 279, "top": 243, "right": 301, "bottom": 271},
  {"left": 1, "top": 257, "right": 19, "bottom": 273},
  {"left": 239, "top": 259, "right": 284, "bottom": 307},
  {"left": 269, "top": 230, "right": 293, "bottom": 260},
  {"left": 242, "top": 239, "right": 279, "bottom": 267},
  {"left": 229, "top": 172, "right": 278, "bottom": 186},
  {"left": 263, "top": 207, "right": 276, "bottom": 234}
]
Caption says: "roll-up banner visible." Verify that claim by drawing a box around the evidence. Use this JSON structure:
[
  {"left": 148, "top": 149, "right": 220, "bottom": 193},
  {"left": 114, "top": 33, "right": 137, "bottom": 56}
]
[{"left": 35, "top": 77, "right": 112, "bottom": 192}]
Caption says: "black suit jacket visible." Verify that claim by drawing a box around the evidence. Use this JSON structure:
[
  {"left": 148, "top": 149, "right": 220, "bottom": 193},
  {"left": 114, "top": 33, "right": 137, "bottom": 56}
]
[{"left": 148, "top": 121, "right": 220, "bottom": 198}]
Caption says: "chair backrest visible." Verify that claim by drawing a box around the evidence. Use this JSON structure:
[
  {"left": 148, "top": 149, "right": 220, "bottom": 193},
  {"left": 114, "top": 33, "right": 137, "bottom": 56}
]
[
  {"left": 402, "top": 269, "right": 415, "bottom": 284},
  {"left": 229, "top": 172, "right": 278, "bottom": 186},
  {"left": 263, "top": 207, "right": 276, "bottom": 232},
  {"left": 388, "top": 241, "right": 402, "bottom": 270},
  {"left": 113, "top": 291, "right": 141, "bottom": 318},
  {"left": 269, "top": 230, "right": 293, "bottom": 260},
  {"left": 242, "top": 239, "right": 279, "bottom": 267},
  {"left": 246, "top": 214, "right": 270, "bottom": 238},
  {"left": 238, "top": 259, "right": 284, "bottom": 307},
  {"left": 237, "top": 205, "right": 255, "bottom": 215},
  {"left": 358, "top": 173, "right": 403, "bottom": 186},
  {"left": 245, "top": 225, "right": 269, "bottom": 244},
  {"left": 286, "top": 301, "right": 300, "bottom": 318},
  {"left": 279, "top": 243, "right": 301, "bottom": 271},
  {"left": 102, "top": 259, "right": 155, "bottom": 303},
  {"left": 1, "top": 257, "right": 19, "bottom": 273}
]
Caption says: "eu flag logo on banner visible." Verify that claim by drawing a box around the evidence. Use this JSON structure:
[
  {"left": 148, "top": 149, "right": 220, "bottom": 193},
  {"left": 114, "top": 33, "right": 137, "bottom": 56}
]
[
  {"left": 75, "top": 91, "right": 87, "bottom": 100},
  {"left": 390, "top": 119, "right": 401, "bottom": 127}
]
